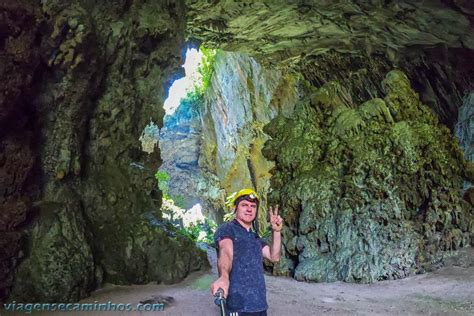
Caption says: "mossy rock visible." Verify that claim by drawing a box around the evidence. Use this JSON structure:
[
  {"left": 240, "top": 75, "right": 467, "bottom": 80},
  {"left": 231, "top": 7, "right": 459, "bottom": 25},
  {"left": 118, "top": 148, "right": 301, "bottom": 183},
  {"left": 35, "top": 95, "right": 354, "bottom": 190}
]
[{"left": 263, "top": 70, "right": 472, "bottom": 282}]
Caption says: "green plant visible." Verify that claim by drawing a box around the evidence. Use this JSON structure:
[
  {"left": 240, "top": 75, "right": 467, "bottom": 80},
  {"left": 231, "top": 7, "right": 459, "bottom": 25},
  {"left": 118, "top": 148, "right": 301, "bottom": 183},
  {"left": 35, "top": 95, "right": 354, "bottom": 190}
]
[
  {"left": 185, "top": 89, "right": 203, "bottom": 103},
  {"left": 172, "top": 194, "right": 186, "bottom": 209},
  {"left": 154, "top": 171, "right": 218, "bottom": 244},
  {"left": 197, "top": 47, "right": 217, "bottom": 92},
  {"left": 177, "top": 218, "right": 217, "bottom": 244},
  {"left": 155, "top": 170, "right": 171, "bottom": 198},
  {"left": 178, "top": 223, "right": 201, "bottom": 241},
  {"left": 202, "top": 218, "right": 218, "bottom": 244},
  {"left": 223, "top": 212, "right": 235, "bottom": 222},
  {"left": 180, "top": 47, "right": 217, "bottom": 106}
]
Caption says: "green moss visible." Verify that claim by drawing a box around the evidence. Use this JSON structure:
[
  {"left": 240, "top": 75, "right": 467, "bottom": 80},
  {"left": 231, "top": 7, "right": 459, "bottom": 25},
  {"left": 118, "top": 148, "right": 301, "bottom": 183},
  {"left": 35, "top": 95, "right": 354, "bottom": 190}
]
[
  {"left": 10, "top": 190, "right": 95, "bottom": 302},
  {"left": 137, "top": 2, "right": 170, "bottom": 35},
  {"left": 263, "top": 70, "right": 472, "bottom": 282}
]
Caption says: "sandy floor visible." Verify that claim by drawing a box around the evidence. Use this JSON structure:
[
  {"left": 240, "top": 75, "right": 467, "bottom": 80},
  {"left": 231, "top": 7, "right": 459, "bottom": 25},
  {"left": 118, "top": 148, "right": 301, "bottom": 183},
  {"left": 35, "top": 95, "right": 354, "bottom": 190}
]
[{"left": 3, "top": 247, "right": 474, "bottom": 316}]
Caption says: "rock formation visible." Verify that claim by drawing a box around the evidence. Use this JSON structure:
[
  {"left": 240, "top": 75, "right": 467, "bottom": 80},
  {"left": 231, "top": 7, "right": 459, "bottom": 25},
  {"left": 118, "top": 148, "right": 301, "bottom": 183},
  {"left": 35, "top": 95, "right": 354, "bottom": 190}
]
[
  {"left": 159, "top": 93, "right": 206, "bottom": 211},
  {"left": 1, "top": 0, "right": 208, "bottom": 303},
  {"left": 197, "top": 51, "right": 298, "bottom": 223},
  {"left": 185, "top": 2, "right": 474, "bottom": 281},
  {"left": 263, "top": 70, "right": 473, "bottom": 281},
  {"left": 186, "top": 0, "right": 474, "bottom": 127}
]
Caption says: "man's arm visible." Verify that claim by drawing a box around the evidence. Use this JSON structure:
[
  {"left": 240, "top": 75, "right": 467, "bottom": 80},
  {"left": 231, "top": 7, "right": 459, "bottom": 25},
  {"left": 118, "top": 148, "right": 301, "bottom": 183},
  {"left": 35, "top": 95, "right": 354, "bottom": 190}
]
[
  {"left": 210, "top": 238, "right": 233, "bottom": 297},
  {"left": 217, "top": 239, "right": 233, "bottom": 278},
  {"left": 262, "top": 230, "right": 281, "bottom": 262},
  {"left": 263, "top": 204, "right": 283, "bottom": 262}
]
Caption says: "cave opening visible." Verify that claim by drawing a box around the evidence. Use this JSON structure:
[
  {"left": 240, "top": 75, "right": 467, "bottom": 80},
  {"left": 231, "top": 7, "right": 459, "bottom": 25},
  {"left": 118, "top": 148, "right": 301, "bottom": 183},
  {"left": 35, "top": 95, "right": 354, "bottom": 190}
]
[{"left": 158, "top": 45, "right": 217, "bottom": 245}]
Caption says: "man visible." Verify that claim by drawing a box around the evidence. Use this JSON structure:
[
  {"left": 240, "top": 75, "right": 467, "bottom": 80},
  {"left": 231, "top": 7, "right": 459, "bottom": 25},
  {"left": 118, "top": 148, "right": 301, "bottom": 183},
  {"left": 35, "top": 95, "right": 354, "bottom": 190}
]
[{"left": 210, "top": 189, "right": 283, "bottom": 316}]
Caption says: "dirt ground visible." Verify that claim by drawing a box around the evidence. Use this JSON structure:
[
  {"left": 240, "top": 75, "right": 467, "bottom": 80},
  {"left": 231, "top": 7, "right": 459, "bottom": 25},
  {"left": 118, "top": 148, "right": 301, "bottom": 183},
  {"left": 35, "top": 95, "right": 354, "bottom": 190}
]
[{"left": 3, "top": 247, "right": 474, "bottom": 316}]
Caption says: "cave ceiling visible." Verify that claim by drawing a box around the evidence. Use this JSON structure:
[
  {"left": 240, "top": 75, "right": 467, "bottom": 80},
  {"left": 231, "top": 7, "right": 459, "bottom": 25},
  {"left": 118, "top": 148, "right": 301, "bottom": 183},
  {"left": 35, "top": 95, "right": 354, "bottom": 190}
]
[{"left": 186, "top": 0, "right": 474, "bottom": 66}]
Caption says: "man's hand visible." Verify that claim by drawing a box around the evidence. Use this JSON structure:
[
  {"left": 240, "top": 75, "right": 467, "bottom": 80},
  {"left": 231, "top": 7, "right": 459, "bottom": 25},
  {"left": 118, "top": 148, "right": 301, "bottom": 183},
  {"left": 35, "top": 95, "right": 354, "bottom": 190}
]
[
  {"left": 210, "top": 276, "right": 229, "bottom": 298},
  {"left": 269, "top": 205, "right": 283, "bottom": 232}
]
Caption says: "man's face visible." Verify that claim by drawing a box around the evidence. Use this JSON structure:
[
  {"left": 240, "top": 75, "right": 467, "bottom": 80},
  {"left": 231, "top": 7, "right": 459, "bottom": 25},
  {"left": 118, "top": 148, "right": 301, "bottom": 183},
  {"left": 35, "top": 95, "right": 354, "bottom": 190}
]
[{"left": 235, "top": 199, "right": 258, "bottom": 224}]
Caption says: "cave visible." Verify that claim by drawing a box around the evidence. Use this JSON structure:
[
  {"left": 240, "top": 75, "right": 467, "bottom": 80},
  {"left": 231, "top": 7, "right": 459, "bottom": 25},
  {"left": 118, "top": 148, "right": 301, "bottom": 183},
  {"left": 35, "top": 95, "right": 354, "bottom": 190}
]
[{"left": 1, "top": 0, "right": 473, "bottom": 314}]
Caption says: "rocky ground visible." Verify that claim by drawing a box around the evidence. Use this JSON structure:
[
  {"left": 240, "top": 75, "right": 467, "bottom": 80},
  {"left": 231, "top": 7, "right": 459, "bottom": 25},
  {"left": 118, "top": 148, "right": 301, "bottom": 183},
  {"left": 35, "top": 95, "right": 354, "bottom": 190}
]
[{"left": 2, "top": 246, "right": 473, "bottom": 315}]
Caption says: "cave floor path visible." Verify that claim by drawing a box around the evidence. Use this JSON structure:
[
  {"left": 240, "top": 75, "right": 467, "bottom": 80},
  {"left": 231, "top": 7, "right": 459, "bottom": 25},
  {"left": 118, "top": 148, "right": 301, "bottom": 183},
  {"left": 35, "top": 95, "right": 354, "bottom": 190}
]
[{"left": 11, "top": 247, "right": 474, "bottom": 316}]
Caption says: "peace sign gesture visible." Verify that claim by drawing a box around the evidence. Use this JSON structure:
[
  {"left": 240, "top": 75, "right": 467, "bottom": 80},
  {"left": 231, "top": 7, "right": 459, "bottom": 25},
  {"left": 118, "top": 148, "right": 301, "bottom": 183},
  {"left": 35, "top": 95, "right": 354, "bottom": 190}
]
[{"left": 269, "top": 205, "right": 283, "bottom": 232}]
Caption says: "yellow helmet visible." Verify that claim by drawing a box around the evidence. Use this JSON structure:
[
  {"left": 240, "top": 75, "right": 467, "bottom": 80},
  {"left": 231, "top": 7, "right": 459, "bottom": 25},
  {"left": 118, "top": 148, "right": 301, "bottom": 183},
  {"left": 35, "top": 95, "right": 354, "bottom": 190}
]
[{"left": 225, "top": 188, "right": 259, "bottom": 209}]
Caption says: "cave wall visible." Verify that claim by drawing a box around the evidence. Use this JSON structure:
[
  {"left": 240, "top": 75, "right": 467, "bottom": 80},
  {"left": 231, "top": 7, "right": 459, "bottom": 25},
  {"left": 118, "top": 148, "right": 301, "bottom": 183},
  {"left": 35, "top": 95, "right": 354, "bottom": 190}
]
[
  {"left": 399, "top": 47, "right": 474, "bottom": 129},
  {"left": 1, "top": 0, "right": 208, "bottom": 303},
  {"left": 456, "top": 91, "right": 474, "bottom": 205},
  {"left": 298, "top": 47, "right": 474, "bottom": 131},
  {"left": 158, "top": 50, "right": 296, "bottom": 222},
  {"left": 263, "top": 70, "right": 473, "bottom": 281},
  {"left": 197, "top": 51, "right": 299, "bottom": 224},
  {"left": 186, "top": 0, "right": 474, "bottom": 132},
  {"left": 0, "top": 1, "right": 43, "bottom": 301},
  {"left": 186, "top": 0, "right": 474, "bottom": 282},
  {"left": 186, "top": 0, "right": 474, "bottom": 67},
  {"left": 193, "top": 48, "right": 473, "bottom": 282}
]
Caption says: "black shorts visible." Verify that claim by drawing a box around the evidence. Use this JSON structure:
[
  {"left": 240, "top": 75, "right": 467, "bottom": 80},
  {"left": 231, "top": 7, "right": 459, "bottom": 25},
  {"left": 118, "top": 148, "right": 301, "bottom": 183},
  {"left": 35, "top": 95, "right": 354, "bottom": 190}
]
[{"left": 227, "top": 311, "right": 267, "bottom": 316}]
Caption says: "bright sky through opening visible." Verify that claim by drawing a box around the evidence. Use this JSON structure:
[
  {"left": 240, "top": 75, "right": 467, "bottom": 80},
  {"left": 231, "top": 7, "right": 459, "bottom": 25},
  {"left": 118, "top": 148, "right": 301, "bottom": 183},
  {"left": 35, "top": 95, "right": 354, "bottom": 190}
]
[{"left": 163, "top": 48, "right": 203, "bottom": 115}]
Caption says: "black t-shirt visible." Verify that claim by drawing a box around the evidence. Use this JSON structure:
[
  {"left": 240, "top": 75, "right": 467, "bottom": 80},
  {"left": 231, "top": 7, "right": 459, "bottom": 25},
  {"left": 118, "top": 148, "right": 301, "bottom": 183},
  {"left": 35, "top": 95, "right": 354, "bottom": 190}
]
[{"left": 214, "top": 219, "right": 268, "bottom": 313}]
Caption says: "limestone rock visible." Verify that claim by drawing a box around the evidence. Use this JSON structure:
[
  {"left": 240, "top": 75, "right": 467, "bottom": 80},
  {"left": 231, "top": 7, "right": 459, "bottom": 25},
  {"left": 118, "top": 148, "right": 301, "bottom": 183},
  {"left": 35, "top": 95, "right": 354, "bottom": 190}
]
[
  {"left": 10, "top": 192, "right": 95, "bottom": 302},
  {"left": 186, "top": 1, "right": 473, "bottom": 65},
  {"left": 160, "top": 96, "right": 203, "bottom": 209},
  {"left": 0, "top": 1, "right": 44, "bottom": 301},
  {"left": 263, "top": 70, "right": 473, "bottom": 282},
  {"left": 2, "top": 0, "right": 209, "bottom": 302},
  {"left": 456, "top": 92, "right": 474, "bottom": 188},
  {"left": 198, "top": 51, "right": 298, "bottom": 226}
]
